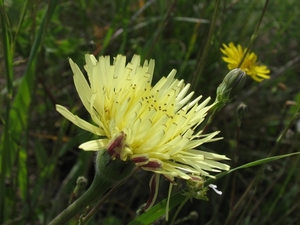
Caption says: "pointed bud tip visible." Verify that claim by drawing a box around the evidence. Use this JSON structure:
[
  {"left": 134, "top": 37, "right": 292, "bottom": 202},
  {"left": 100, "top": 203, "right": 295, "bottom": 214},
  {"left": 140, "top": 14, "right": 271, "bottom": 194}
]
[
  {"left": 216, "top": 68, "right": 247, "bottom": 105},
  {"left": 223, "top": 68, "right": 247, "bottom": 94}
]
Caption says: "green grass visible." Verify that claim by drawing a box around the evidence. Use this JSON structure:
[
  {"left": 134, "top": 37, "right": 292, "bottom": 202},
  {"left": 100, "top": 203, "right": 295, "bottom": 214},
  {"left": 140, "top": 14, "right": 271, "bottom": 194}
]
[{"left": 1, "top": 0, "right": 300, "bottom": 224}]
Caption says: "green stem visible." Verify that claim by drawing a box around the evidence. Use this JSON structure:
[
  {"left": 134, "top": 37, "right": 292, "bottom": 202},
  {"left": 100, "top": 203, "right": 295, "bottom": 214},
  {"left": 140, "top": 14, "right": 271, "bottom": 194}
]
[
  {"left": 48, "top": 174, "right": 111, "bottom": 225},
  {"left": 0, "top": 0, "right": 14, "bottom": 221},
  {"left": 191, "top": 0, "right": 220, "bottom": 89},
  {"left": 81, "top": 167, "right": 139, "bottom": 224},
  {"left": 237, "top": 0, "right": 269, "bottom": 68},
  {"left": 145, "top": 0, "right": 177, "bottom": 58},
  {"left": 170, "top": 196, "right": 189, "bottom": 225},
  {"left": 48, "top": 150, "right": 134, "bottom": 225}
]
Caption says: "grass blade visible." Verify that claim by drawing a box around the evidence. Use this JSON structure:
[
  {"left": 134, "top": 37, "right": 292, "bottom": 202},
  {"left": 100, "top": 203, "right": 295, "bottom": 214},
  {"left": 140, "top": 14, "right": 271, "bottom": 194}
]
[
  {"left": 0, "top": 0, "right": 14, "bottom": 221},
  {"left": 0, "top": 0, "right": 58, "bottom": 222}
]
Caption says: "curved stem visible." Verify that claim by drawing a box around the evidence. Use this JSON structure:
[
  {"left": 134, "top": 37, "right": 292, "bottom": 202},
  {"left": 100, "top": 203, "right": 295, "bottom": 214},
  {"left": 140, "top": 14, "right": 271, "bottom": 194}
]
[
  {"left": 191, "top": 0, "right": 221, "bottom": 88},
  {"left": 237, "top": 0, "right": 269, "bottom": 68},
  {"left": 48, "top": 173, "right": 113, "bottom": 225},
  {"left": 170, "top": 196, "right": 189, "bottom": 225},
  {"left": 81, "top": 167, "right": 139, "bottom": 224},
  {"left": 48, "top": 150, "right": 134, "bottom": 225}
]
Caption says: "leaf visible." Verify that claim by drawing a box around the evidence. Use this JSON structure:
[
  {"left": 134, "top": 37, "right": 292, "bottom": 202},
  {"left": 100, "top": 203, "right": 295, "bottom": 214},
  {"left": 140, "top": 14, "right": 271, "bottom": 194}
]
[{"left": 128, "top": 192, "right": 186, "bottom": 225}]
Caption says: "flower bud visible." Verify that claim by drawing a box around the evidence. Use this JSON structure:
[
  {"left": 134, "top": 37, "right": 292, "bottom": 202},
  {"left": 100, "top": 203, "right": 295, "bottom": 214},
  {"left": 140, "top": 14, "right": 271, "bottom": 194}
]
[
  {"left": 184, "top": 178, "right": 209, "bottom": 201},
  {"left": 214, "top": 68, "right": 246, "bottom": 110},
  {"left": 95, "top": 150, "right": 134, "bottom": 183},
  {"left": 68, "top": 176, "right": 88, "bottom": 204}
]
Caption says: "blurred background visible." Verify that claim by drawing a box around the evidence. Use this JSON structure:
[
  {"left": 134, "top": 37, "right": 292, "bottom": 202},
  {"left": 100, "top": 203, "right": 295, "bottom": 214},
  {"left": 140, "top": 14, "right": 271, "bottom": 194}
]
[{"left": 1, "top": 0, "right": 299, "bottom": 224}]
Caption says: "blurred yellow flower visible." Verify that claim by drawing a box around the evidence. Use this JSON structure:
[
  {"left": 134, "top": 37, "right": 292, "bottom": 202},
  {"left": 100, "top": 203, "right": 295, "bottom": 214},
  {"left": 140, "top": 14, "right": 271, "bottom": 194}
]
[
  {"left": 220, "top": 42, "right": 270, "bottom": 82},
  {"left": 56, "top": 54, "right": 230, "bottom": 182}
]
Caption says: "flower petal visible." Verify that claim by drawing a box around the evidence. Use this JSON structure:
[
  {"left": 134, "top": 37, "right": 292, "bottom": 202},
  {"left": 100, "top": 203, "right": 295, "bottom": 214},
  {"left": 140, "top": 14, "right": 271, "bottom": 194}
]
[
  {"left": 79, "top": 139, "right": 109, "bottom": 151},
  {"left": 220, "top": 42, "right": 270, "bottom": 82},
  {"left": 56, "top": 105, "right": 105, "bottom": 136}
]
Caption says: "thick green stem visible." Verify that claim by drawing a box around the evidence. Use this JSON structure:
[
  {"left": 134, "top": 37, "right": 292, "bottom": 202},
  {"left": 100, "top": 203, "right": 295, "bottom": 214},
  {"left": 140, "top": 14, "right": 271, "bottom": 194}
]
[
  {"left": 48, "top": 150, "right": 134, "bottom": 225},
  {"left": 48, "top": 174, "right": 111, "bottom": 225}
]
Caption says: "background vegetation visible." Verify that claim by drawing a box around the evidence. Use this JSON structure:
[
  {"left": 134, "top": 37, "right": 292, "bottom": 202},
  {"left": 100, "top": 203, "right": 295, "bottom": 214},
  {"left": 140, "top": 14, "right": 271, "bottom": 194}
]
[{"left": 1, "top": 0, "right": 299, "bottom": 224}]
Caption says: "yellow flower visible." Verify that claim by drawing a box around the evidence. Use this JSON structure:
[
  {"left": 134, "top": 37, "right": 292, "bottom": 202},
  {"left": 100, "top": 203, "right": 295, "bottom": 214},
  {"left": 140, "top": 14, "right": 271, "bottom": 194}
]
[
  {"left": 220, "top": 42, "right": 270, "bottom": 82},
  {"left": 56, "top": 54, "right": 230, "bottom": 182}
]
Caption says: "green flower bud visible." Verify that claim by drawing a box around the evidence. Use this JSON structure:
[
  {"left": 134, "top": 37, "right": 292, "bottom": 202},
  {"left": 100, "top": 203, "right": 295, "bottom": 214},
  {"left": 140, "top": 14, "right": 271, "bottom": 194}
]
[
  {"left": 96, "top": 150, "right": 135, "bottom": 183},
  {"left": 184, "top": 178, "right": 209, "bottom": 201},
  {"left": 214, "top": 68, "right": 246, "bottom": 111},
  {"left": 69, "top": 176, "right": 88, "bottom": 205}
]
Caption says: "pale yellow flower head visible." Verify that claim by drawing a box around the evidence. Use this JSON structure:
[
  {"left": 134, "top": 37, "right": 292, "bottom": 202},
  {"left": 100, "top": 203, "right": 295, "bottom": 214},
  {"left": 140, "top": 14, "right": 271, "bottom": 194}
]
[
  {"left": 220, "top": 42, "right": 270, "bottom": 82},
  {"left": 56, "top": 54, "right": 230, "bottom": 182}
]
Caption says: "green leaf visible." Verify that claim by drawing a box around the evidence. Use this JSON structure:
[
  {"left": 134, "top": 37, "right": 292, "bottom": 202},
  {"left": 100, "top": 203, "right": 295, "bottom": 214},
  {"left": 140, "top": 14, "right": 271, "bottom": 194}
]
[
  {"left": 17, "top": 149, "right": 28, "bottom": 200},
  {"left": 208, "top": 151, "right": 300, "bottom": 183},
  {"left": 128, "top": 192, "right": 186, "bottom": 225}
]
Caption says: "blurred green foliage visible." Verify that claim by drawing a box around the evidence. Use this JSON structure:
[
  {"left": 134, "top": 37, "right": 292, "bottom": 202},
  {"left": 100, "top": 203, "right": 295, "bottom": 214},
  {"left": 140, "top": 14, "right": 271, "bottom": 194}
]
[{"left": 1, "top": 0, "right": 300, "bottom": 224}]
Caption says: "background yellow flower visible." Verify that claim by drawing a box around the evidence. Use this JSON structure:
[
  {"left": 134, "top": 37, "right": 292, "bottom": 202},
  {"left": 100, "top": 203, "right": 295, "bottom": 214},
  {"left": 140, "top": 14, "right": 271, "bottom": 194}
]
[{"left": 220, "top": 42, "right": 270, "bottom": 82}]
